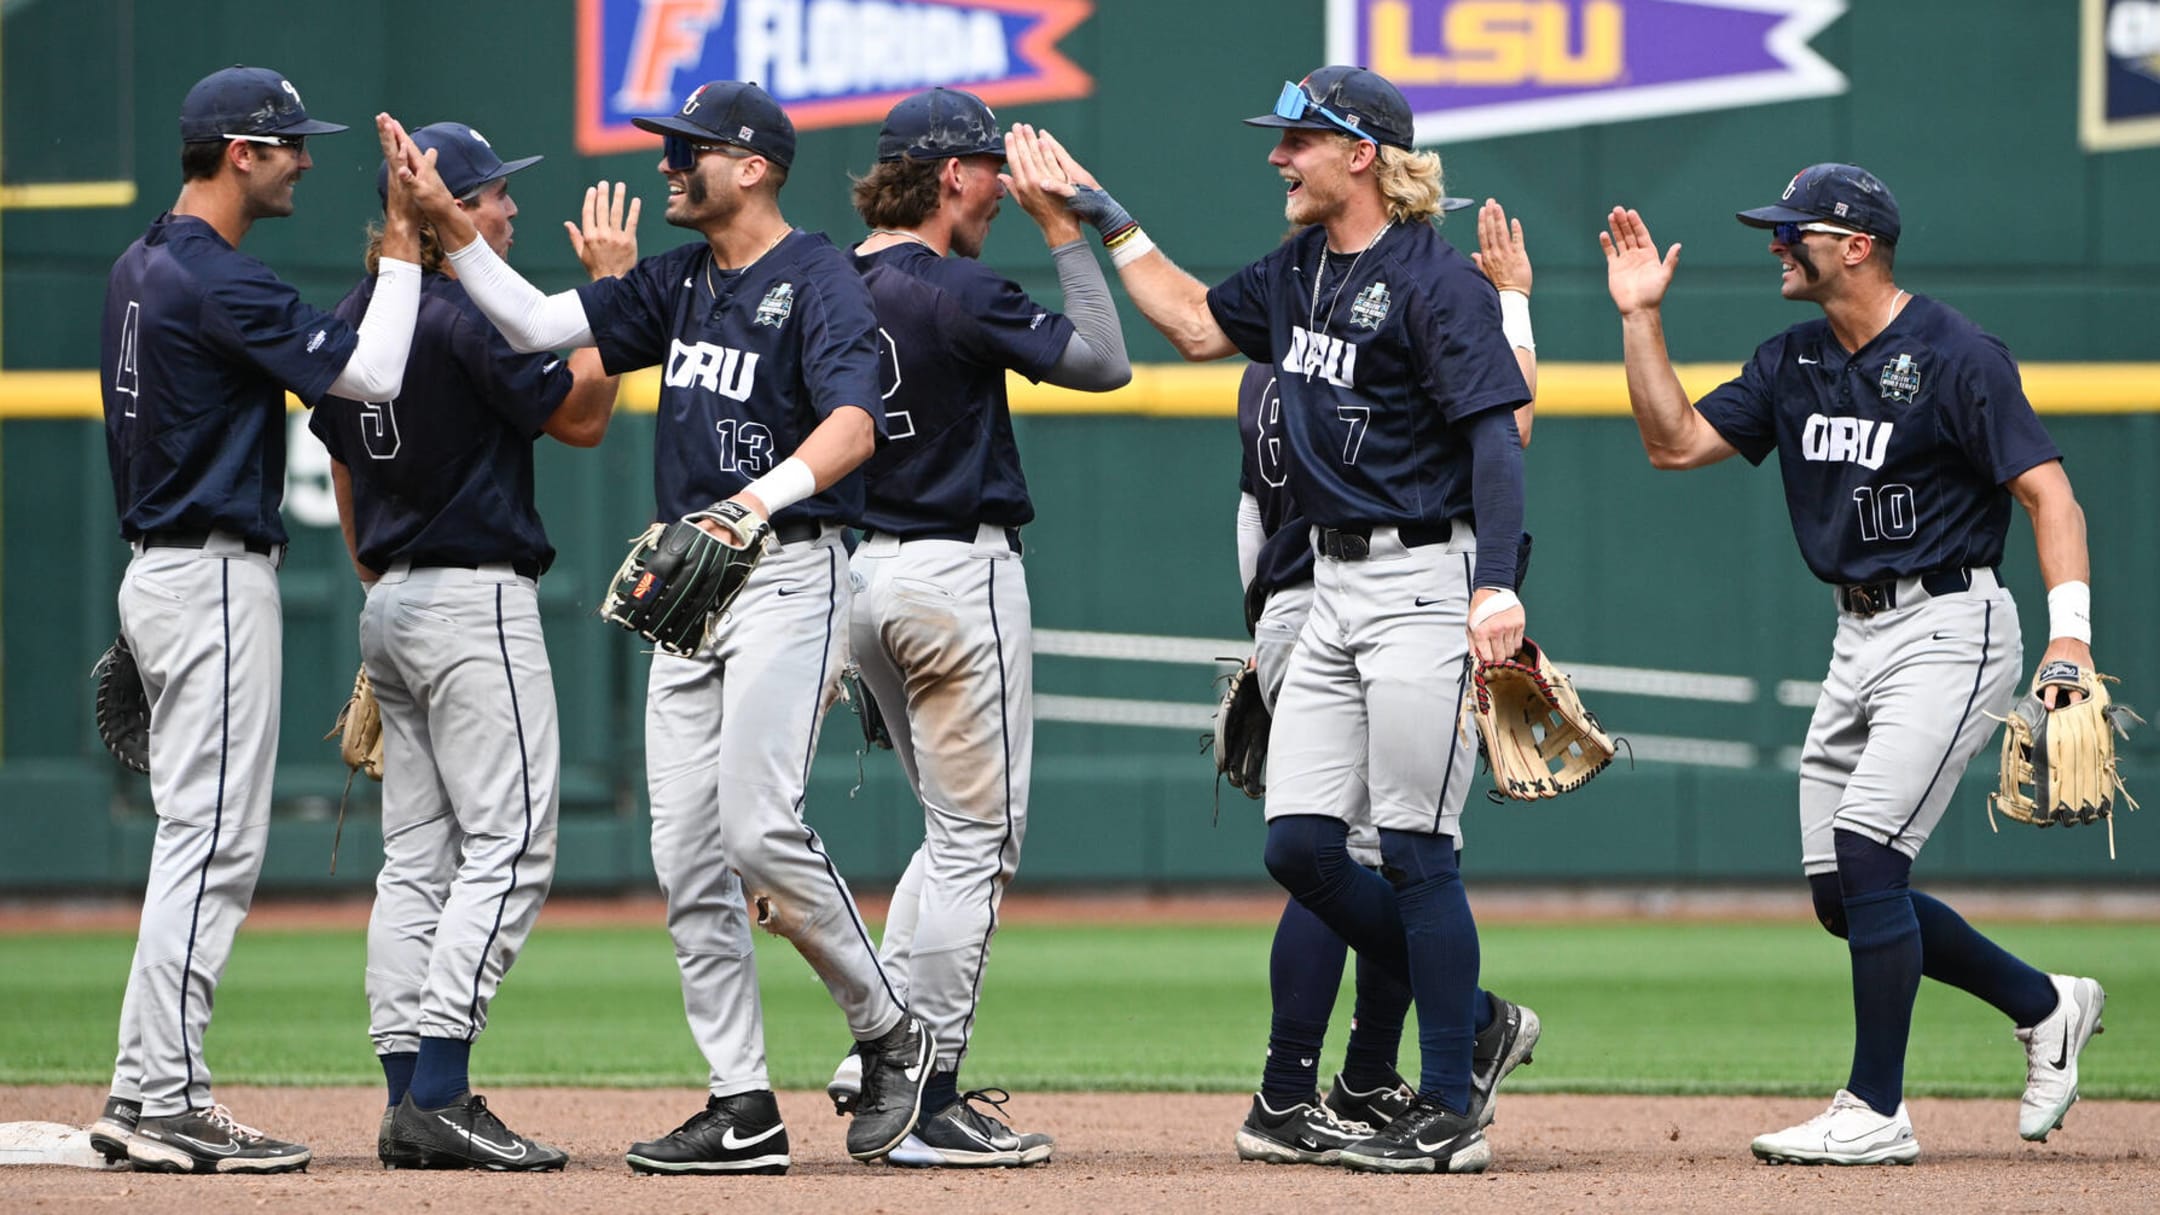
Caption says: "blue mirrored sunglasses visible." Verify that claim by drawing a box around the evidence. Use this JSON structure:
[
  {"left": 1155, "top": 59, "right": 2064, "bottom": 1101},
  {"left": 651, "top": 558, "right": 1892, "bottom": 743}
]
[
  {"left": 1271, "top": 81, "right": 1374, "bottom": 144},
  {"left": 663, "top": 134, "right": 758, "bottom": 171}
]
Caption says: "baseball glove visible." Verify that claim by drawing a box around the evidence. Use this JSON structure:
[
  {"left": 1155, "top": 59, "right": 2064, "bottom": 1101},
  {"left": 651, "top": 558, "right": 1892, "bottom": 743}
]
[
  {"left": 323, "top": 664, "right": 384, "bottom": 875},
  {"left": 840, "top": 665, "right": 894, "bottom": 752},
  {"left": 93, "top": 634, "right": 150, "bottom": 775},
  {"left": 1470, "top": 637, "right": 1616, "bottom": 800},
  {"left": 1214, "top": 660, "right": 1270, "bottom": 799},
  {"left": 1990, "top": 660, "right": 2142, "bottom": 858},
  {"left": 600, "top": 502, "right": 768, "bottom": 656}
]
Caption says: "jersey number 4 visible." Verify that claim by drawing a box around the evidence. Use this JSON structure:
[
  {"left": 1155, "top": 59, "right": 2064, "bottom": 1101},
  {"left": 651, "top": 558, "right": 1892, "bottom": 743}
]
[
  {"left": 1852, "top": 483, "right": 1915, "bottom": 542},
  {"left": 114, "top": 301, "right": 143, "bottom": 417}
]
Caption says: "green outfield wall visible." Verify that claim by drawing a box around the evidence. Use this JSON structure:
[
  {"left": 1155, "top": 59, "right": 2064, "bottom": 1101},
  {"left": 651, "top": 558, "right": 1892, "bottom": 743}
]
[{"left": 3, "top": 1, "right": 2158, "bottom": 889}]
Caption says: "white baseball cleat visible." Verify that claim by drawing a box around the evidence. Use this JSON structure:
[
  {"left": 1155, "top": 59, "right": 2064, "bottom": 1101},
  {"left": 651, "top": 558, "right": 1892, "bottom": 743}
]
[
  {"left": 1750, "top": 1090, "right": 1918, "bottom": 1166},
  {"left": 2016, "top": 973, "right": 2106, "bottom": 1142}
]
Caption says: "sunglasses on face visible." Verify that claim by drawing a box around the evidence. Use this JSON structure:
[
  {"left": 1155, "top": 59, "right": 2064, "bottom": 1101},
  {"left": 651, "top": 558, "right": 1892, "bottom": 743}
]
[
  {"left": 225, "top": 132, "right": 306, "bottom": 152},
  {"left": 663, "top": 135, "right": 757, "bottom": 171},
  {"left": 1772, "top": 220, "right": 1868, "bottom": 244},
  {"left": 1272, "top": 81, "right": 1375, "bottom": 145}
]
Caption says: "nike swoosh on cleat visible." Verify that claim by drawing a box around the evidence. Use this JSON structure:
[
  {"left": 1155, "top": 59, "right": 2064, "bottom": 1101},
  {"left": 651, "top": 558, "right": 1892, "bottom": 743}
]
[
  {"left": 434, "top": 1115, "right": 529, "bottom": 1160},
  {"left": 720, "top": 1124, "right": 785, "bottom": 1151},
  {"left": 2052, "top": 1030, "right": 2071, "bottom": 1070},
  {"left": 168, "top": 1133, "right": 239, "bottom": 1157}
]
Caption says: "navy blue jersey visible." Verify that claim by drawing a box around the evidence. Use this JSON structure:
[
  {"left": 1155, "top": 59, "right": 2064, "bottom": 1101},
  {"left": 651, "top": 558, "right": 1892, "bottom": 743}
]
[
  {"left": 1696, "top": 294, "right": 2060, "bottom": 585},
  {"left": 101, "top": 212, "right": 361, "bottom": 545},
  {"left": 1205, "top": 222, "right": 1528, "bottom": 530},
  {"left": 577, "top": 231, "right": 885, "bottom": 524},
  {"left": 851, "top": 243, "right": 1072, "bottom": 534},
  {"left": 1236, "top": 361, "right": 1315, "bottom": 593},
  {"left": 311, "top": 273, "right": 573, "bottom": 574}
]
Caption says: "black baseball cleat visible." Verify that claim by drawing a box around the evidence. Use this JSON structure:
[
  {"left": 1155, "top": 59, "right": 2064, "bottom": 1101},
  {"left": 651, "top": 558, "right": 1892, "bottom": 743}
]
[
  {"left": 1469, "top": 997, "right": 1541, "bottom": 1128},
  {"left": 1337, "top": 1096, "right": 1492, "bottom": 1174},
  {"left": 887, "top": 1088, "right": 1055, "bottom": 1168},
  {"left": 87, "top": 1095, "right": 140, "bottom": 1165},
  {"left": 626, "top": 1089, "right": 790, "bottom": 1175},
  {"left": 1235, "top": 1091, "right": 1372, "bottom": 1165},
  {"left": 126, "top": 1105, "right": 312, "bottom": 1174},
  {"left": 383, "top": 1092, "right": 568, "bottom": 1171},
  {"left": 376, "top": 1104, "right": 407, "bottom": 1168},
  {"left": 1323, "top": 1070, "right": 1414, "bottom": 1130},
  {"left": 846, "top": 1014, "right": 933, "bottom": 1161}
]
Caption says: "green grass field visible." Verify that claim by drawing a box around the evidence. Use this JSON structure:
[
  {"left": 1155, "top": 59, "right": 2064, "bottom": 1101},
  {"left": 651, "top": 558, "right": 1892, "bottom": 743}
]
[{"left": 4, "top": 919, "right": 2151, "bottom": 1099}]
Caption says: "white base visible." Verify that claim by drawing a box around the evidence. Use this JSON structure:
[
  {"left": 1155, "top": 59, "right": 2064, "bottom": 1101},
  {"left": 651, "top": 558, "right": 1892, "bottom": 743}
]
[{"left": 0, "top": 1121, "right": 125, "bottom": 1169}]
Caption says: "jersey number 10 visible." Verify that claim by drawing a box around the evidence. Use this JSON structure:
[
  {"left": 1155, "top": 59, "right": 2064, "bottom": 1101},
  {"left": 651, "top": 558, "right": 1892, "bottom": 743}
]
[{"left": 1852, "top": 483, "right": 1916, "bottom": 542}]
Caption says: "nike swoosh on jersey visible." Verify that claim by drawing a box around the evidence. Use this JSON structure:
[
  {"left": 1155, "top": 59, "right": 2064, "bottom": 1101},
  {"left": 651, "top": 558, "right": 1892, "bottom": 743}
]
[
  {"left": 1414, "top": 597, "right": 1443, "bottom": 607},
  {"left": 720, "top": 1123, "right": 785, "bottom": 1150},
  {"left": 1798, "top": 356, "right": 1820, "bottom": 364},
  {"left": 167, "top": 1132, "right": 240, "bottom": 1157},
  {"left": 434, "top": 1114, "right": 529, "bottom": 1159}
]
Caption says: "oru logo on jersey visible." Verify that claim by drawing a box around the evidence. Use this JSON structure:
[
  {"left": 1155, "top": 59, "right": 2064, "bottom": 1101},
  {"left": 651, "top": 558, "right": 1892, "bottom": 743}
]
[
  {"left": 1327, "top": 0, "right": 1848, "bottom": 143},
  {"left": 666, "top": 338, "right": 761, "bottom": 400},
  {"left": 577, "top": 0, "right": 1094, "bottom": 153},
  {"left": 1800, "top": 414, "right": 1893, "bottom": 470},
  {"left": 1284, "top": 326, "right": 1358, "bottom": 389}
]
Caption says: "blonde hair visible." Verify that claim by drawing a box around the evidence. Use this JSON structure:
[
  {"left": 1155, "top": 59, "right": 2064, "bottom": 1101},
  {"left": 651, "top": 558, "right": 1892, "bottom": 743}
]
[
  {"left": 363, "top": 219, "right": 447, "bottom": 276},
  {"left": 1373, "top": 144, "right": 1448, "bottom": 225}
]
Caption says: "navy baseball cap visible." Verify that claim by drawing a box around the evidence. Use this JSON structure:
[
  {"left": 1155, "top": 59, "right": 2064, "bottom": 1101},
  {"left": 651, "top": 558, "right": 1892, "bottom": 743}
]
[
  {"left": 876, "top": 87, "right": 1004, "bottom": 163},
  {"left": 1737, "top": 163, "right": 1901, "bottom": 244},
  {"left": 376, "top": 123, "right": 541, "bottom": 205},
  {"left": 633, "top": 81, "right": 796, "bottom": 170},
  {"left": 180, "top": 65, "right": 347, "bottom": 142},
  {"left": 1245, "top": 66, "right": 1415, "bottom": 151}
]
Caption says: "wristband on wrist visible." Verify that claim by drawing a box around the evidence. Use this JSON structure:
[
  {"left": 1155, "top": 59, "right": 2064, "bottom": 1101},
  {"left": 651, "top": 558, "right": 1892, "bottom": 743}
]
[
  {"left": 1108, "top": 229, "right": 1156, "bottom": 268},
  {"left": 1470, "top": 588, "right": 1522, "bottom": 629},
  {"left": 742, "top": 456, "right": 817, "bottom": 518},
  {"left": 1499, "top": 290, "right": 1535, "bottom": 351},
  {"left": 1066, "top": 183, "right": 1137, "bottom": 242},
  {"left": 2046, "top": 579, "right": 2092, "bottom": 644}
]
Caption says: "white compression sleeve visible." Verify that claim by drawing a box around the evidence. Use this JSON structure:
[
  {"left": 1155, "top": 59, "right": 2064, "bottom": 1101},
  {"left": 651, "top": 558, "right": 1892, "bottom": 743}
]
[
  {"left": 1236, "top": 492, "right": 1263, "bottom": 591},
  {"left": 325, "top": 258, "right": 421, "bottom": 400},
  {"left": 444, "top": 238, "right": 595, "bottom": 352}
]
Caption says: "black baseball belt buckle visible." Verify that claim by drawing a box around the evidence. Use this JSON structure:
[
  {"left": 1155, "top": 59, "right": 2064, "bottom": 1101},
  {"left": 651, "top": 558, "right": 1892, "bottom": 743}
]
[
  {"left": 1316, "top": 527, "right": 1371, "bottom": 561},
  {"left": 1837, "top": 568, "right": 1981, "bottom": 617}
]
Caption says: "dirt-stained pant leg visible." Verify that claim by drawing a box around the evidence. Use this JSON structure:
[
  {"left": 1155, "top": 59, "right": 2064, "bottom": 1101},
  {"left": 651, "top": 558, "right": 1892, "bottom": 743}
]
[
  {"left": 108, "top": 542, "right": 281, "bottom": 1117},
  {"left": 362, "top": 566, "right": 561, "bottom": 1053},
  {"left": 849, "top": 531, "right": 1032, "bottom": 1071},
  {"left": 1798, "top": 579, "right": 2022, "bottom": 875}
]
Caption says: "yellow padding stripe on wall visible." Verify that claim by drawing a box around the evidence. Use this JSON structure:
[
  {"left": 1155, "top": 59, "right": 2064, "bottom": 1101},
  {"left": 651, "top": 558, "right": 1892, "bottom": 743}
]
[{"left": 5, "top": 363, "right": 2159, "bottom": 419}]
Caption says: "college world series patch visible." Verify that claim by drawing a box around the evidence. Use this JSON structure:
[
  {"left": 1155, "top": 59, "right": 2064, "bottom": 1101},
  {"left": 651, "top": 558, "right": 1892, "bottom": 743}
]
[
  {"left": 755, "top": 282, "right": 796, "bottom": 327},
  {"left": 1878, "top": 352, "right": 1922, "bottom": 401},
  {"left": 1349, "top": 280, "right": 1391, "bottom": 330}
]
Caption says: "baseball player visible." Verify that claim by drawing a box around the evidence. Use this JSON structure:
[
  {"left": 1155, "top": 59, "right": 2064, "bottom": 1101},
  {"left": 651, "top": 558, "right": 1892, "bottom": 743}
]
[
  {"left": 1233, "top": 198, "right": 1543, "bottom": 1165},
  {"left": 312, "top": 122, "right": 629, "bottom": 1170},
  {"left": 89, "top": 68, "right": 426, "bottom": 1174},
  {"left": 1602, "top": 164, "right": 2107, "bottom": 1165},
  {"left": 1036, "top": 67, "right": 1532, "bottom": 1174},
  {"left": 393, "top": 80, "right": 930, "bottom": 1172},
  {"left": 818, "top": 89, "right": 1130, "bottom": 1167}
]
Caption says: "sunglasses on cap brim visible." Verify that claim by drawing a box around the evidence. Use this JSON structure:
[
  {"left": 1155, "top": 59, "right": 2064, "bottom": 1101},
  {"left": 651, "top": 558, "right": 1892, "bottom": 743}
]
[
  {"left": 1271, "top": 82, "right": 1374, "bottom": 145},
  {"left": 663, "top": 134, "right": 759, "bottom": 171},
  {"left": 225, "top": 132, "right": 307, "bottom": 151}
]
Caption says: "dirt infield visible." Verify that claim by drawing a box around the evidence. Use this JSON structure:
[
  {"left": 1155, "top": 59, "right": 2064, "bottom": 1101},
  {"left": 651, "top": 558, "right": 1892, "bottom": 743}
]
[{"left": 3, "top": 1085, "right": 2154, "bottom": 1213}]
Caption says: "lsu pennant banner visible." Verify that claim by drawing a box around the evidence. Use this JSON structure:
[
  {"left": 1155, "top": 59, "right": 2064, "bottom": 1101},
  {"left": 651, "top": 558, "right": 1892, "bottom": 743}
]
[
  {"left": 577, "top": 0, "right": 1093, "bottom": 154},
  {"left": 1326, "top": 0, "right": 1847, "bottom": 144}
]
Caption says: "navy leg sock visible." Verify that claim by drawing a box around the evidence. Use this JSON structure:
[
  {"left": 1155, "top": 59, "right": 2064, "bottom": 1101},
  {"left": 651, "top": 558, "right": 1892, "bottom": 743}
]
[
  {"left": 1340, "top": 950, "right": 1412, "bottom": 1091},
  {"left": 381, "top": 1051, "right": 417, "bottom": 1109},
  {"left": 1378, "top": 828, "right": 1479, "bottom": 1116},
  {"left": 923, "top": 1069, "right": 961, "bottom": 1116},
  {"left": 1835, "top": 831, "right": 1921, "bottom": 1117},
  {"left": 409, "top": 1037, "right": 473, "bottom": 1110},
  {"left": 1262, "top": 896, "right": 1350, "bottom": 1103},
  {"left": 1263, "top": 816, "right": 1410, "bottom": 981},
  {"left": 1808, "top": 876, "right": 2058, "bottom": 1028}
]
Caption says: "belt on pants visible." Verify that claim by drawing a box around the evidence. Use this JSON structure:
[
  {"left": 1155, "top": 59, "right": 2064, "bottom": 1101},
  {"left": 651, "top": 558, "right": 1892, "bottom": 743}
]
[
  {"left": 1312, "top": 522, "right": 1453, "bottom": 561},
  {"left": 861, "top": 524, "right": 1022, "bottom": 555},
  {"left": 138, "top": 528, "right": 276, "bottom": 557},
  {"left": 1835, "top": 567, "right": 1995, "bottom": 616},
  {"left": 769, "top": 518, "right": 825, "bottom": 546},
  {"left": 400, "top": 556, "right": 545, "bottom": 579}
]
